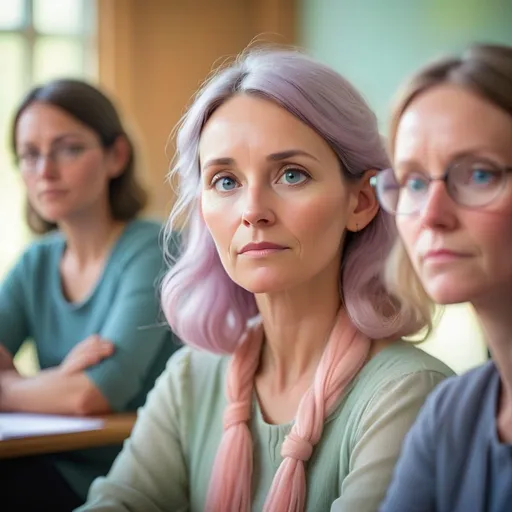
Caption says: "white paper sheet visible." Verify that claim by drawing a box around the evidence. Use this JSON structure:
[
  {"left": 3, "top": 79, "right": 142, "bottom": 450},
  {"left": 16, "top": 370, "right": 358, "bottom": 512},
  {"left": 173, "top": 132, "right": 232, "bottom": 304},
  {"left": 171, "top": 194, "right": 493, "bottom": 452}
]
[{"left": 0, "top": 413, "right": 104, "bottom": 440}]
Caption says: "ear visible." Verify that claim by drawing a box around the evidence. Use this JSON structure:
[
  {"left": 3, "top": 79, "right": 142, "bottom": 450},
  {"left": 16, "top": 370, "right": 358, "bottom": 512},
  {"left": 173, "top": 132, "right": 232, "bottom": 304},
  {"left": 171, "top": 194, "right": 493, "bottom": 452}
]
[
  {"left": 105, "top": 135, "right": 131, "bottom": 179},
  {"left": 346, "top": 169, "right": 380, "bottom": 233}
]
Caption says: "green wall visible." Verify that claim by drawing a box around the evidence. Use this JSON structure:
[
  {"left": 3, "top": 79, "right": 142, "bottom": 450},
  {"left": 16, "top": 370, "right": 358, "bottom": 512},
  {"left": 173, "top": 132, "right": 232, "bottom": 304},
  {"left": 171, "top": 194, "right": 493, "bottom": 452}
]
[
  {"left": 300, "top": 0, "right": 512, "bottom": 129},
  {"left": 300, "top": 0, "right": 512, "bottom": 372}
]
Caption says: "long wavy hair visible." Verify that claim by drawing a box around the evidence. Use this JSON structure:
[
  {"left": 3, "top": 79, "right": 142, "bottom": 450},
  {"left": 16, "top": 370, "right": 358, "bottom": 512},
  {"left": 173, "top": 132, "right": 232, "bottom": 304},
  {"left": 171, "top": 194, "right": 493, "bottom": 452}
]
[{"left": 161, "top": 48, "right": 431, "bottom": 511}]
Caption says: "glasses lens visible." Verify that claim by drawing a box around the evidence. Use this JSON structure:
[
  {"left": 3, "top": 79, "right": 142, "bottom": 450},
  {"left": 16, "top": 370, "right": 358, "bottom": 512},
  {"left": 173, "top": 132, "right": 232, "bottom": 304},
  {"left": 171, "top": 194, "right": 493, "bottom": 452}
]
[
  {"left": 375, "top": 168, "right": 400, "bottom": 214},
  {"left": 449, "top": 160, "right": 505, "bottom": 207}
]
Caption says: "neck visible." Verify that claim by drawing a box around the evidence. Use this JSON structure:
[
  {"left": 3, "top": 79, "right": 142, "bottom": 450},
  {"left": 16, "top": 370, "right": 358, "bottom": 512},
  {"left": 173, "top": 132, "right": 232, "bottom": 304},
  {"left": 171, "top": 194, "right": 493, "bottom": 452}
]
[
  {"left": 255, "top": 262, "right": 341, "bottom": 390},
  {"left": 58, "top": 202, "right": 126, "bottom": 266},
  {"left": 473, "top": 292, "right": 512, "bottom": 410}
]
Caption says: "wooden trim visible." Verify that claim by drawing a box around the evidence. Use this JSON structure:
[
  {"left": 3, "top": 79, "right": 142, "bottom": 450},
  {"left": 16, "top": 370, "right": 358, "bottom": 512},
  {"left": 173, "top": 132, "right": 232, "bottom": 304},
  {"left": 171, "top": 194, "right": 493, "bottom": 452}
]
[
  {"left": 94, "top": 0, "right": 299, "bottom": 216},
  {"left": 96, "top": 0, "right": 136, "bottom": 116},
  {"left": 0, "top": 413, "right": 136, "bottom": 459},
  {"left": 250, "top": 0, "right": 297, "bottom": 45}
]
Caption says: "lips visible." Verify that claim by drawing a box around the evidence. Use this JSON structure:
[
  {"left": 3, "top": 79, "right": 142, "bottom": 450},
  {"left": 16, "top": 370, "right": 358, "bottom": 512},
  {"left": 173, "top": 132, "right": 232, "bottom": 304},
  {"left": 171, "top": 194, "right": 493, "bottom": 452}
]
[
  {"left": 422, "top": 249, "right": 471, "bottom": 262},
  {"left": 239, "top": 242, "right": 288, "bottom": 254},
  {"left": 38, "top": 189, "right": 67, "bottom": 198}
]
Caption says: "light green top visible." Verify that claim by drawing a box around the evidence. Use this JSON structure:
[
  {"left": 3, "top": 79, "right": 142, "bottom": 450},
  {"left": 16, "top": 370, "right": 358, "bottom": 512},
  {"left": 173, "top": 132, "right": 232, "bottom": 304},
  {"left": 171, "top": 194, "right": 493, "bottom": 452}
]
[{"left": 78, "top": 341, "right": 453, "bottom": 511}]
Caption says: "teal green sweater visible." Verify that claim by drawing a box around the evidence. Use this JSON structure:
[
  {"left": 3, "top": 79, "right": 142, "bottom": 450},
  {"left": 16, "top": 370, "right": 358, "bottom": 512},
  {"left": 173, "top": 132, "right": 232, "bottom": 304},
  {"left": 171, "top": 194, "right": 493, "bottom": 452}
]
[
  {"left": 79, "top": 342, "right": 453, "bottom": 511},
  {"left": 0, "top": 219, "right": 179, "bottom": 500}
]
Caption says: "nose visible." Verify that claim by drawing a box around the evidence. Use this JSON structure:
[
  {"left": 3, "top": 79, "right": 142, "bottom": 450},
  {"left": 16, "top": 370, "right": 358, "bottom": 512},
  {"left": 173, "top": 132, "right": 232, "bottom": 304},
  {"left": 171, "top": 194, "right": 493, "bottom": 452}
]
[
  {"left": 36, "top": 154, "right": 59, "bottom": 179},
  {"left": 241, "top": 186, "right": 276, "bottom": 227},
  {"left": 419, "top": 181, "right": 458, "bottom": 230}
]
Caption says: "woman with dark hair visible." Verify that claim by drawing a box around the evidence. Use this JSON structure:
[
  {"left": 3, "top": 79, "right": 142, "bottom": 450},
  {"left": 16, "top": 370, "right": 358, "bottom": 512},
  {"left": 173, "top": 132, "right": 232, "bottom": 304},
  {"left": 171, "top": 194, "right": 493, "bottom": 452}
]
[
  {"left": 80, "top": 48, "right": 452, "bottom": 512},
  {"left": 0, "top": 79, "right": 179, "bottom": 511},
  {"left": 376, "top": 43, "right": 512, "bottom": 511}
]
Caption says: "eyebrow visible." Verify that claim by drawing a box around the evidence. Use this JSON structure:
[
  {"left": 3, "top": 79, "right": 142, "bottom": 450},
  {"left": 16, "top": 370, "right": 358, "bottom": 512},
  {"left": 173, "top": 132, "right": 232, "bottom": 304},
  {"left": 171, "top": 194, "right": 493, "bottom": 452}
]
[
  {"left": 395, "top": 149, "right": 503, "bottom": 172},
  {"left": 202, "top": 149, "right": 320, "bottom": 170},
  {"left": 18, "top": 132, "right": 89, "bottom": 150},
  {"left": 51, "top": 133, "right": 88, "bottom": 144}
]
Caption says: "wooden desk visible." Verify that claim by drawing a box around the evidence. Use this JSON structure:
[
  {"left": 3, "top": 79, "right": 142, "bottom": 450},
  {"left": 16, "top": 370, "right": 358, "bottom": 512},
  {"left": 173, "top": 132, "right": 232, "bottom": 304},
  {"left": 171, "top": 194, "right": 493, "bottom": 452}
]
[{"left": 0, "top": 413, "right": 136, "bottom": 459}]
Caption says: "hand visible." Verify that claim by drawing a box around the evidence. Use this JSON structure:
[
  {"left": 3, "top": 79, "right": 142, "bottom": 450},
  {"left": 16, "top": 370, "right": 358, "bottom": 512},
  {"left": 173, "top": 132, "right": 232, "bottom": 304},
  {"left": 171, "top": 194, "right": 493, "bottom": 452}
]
[
  {"left": 0, "top": 344, "right": 17, "bottom": 372},
  {"left": 60, "top": 335, "right": 115, "bottom": 375}
]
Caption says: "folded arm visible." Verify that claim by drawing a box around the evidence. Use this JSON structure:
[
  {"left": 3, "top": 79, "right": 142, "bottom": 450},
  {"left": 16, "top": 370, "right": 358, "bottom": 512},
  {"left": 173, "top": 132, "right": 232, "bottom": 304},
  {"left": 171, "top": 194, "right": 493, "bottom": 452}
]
[{"left": 0, "top": 367, "right": 111, "bottom": 415}]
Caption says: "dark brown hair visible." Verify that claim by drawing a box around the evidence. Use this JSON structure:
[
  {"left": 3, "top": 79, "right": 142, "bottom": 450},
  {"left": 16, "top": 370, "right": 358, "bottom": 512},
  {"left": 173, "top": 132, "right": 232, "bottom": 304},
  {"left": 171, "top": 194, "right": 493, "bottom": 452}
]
[
  {"left": 12, "top": 79, "right": 148, "bottom": 234},
  {"left": 385, "top": 43, "right": 512, "bottom": 315}
]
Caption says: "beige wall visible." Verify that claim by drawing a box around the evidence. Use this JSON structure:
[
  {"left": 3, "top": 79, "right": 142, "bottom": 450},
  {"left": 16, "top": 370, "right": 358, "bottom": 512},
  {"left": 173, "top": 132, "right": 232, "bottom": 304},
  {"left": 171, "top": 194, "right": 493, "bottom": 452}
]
[{"left": 97, "top": 0, "right": 297, "bottom": 218}]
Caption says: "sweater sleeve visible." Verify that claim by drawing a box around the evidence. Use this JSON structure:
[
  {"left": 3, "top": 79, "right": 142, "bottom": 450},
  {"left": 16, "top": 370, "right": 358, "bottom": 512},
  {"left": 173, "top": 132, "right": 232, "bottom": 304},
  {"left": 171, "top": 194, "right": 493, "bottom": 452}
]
[
  {"left": 84, "top": 245, "right": 176, "bottom": 411},
  {"left": 77, "top": 348, "right": 192, "bottom": 512},
  {"left": 0, "top": 252, "right": 32, "bottom": 356},
  {"left": 329, "top": 370, "right": 446, "bottom": 512}
]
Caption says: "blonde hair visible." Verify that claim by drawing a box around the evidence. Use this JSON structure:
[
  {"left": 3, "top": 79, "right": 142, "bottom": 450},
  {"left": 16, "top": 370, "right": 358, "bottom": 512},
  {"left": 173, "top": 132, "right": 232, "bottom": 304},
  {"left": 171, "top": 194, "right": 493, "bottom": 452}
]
[{"left": 384, "top": 43, "right": 512, "bottom": 330}]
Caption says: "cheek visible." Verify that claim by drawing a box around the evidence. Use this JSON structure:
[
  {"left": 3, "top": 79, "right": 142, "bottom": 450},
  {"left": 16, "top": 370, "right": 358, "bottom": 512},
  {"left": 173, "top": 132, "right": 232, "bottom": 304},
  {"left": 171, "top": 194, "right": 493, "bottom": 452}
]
[
  {"left": 22, "top": 174, "right": 36, "bottom": 194},
  {"left": 201, "top": 193, "right": 239, "bottom": 251},
  {"left": 396, "top": 218, "right": 420, "bottom": 262},
  {"left": 22, "top": 175, "right": 42, "bottom": 207},
  {"left": 289, "top": 193, "right": 347, "bottom": 250},
  {"left": 76, "top": 156, "right": 108, "bottom": 186},
  {"left": 470, "top": 214, "right": 512, "bottom": 265}
]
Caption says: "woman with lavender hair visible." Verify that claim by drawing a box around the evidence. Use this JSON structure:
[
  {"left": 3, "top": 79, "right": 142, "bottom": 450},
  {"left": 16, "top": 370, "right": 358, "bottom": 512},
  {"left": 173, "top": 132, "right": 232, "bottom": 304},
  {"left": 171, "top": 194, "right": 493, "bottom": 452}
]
[{"left": 79, "top": 48, "right": 453, "bottom": 512}]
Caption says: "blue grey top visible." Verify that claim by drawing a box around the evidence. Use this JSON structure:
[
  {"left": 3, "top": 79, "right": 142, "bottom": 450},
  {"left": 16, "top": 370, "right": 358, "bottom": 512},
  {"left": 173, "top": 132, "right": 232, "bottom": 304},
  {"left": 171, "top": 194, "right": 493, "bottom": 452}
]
[{"left": 380, "top": 360, "right": 512, "bottom": 512}]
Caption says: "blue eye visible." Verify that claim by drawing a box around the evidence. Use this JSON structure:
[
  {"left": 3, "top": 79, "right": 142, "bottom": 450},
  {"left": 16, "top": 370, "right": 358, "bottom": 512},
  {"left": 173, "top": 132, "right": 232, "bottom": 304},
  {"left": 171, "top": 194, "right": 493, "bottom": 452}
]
[
  {"left": 406, "top": 177, "right": 429, "bottom": 193},
  {"left": 278, "top": 169, "right": 308, "bottom": 185},
  {"left": 214, "top": 176, "right": 238, "bottom": 191},
  {"left": 470, "top": 169, "right": 495, "bottom": 186}
]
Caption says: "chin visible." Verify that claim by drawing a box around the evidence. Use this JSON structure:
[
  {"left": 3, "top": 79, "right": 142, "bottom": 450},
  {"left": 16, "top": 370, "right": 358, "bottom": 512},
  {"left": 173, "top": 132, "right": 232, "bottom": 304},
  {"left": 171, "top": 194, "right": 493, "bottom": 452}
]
[
  {"left": 234, "top": 269, "right": 295, "bottom": 295},
  {"left": 239, "top": 280, "right": 289, "bottom": 295},
  {"left": 424, "top": 281, "right": 476, "bottom": 306},
  {"left": 32, "top": 204, "right": 66, "bottom": 221}
]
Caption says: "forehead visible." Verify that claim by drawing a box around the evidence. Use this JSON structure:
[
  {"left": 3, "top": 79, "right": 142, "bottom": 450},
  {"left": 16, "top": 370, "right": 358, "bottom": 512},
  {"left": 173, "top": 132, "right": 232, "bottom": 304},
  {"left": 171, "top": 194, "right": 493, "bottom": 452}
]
[
  {"left": 16, "top": 102, "right": 92, "bottom": 145},
  {"left": 198, "top": 94, "right": 334, "bottom": 162},
  {"left": 394, "top": 84, "right": 512, "bottom": 165}
]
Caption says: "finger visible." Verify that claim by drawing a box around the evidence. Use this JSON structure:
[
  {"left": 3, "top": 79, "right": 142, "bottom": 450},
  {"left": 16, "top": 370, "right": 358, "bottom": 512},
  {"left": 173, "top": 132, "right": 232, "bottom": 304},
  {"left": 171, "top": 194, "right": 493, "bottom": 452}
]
[
  {"left": 99, "top": 342, "right": 115, "bottom": 354},
  {"left": 79, "top": 345, "right": 114, "bottom": 367},
  {"left": 0, "top": 344, "right": 13, "bottom": 357},
  {"left": 65, "top": 351, "right": 105, "bottom": 374}
]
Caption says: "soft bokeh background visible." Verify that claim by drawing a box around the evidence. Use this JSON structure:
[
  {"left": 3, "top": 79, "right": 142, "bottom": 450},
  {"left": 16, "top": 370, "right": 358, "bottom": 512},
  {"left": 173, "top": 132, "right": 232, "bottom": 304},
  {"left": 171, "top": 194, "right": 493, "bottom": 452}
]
[{"left": 2, "top": 0, "right": 511, "bottom": 375}]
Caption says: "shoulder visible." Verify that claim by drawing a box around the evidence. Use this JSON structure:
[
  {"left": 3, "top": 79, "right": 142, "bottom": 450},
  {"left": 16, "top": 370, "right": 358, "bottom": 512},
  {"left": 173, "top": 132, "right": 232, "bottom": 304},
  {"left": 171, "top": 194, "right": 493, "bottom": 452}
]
[
  {"left": 157, "top": 345, "right": 229, "bottom": 407},
  {"left": 419, "top": 360, "right": 496, "bottom": 420},
  {"left": 9, "top": 231, "right": 64, "bottom": 275},
  {"left": 338, "top": 342, "right": 454, "bottom": 434},
  {"left": 171, "top": 345, "right": 229, "bottom": 386},
  {"left": 113, "top": 219, "right": 180, "bottom": 264},
  {"left": 352, "top": 341, "right": 455, "bottom": 399},
  {"left": 373, "top": 340, "right": 454, "bottom": 375},
  {"left": 117, "top": 219, "right": 163, "bottom": 253},
  {"left": 24, "top": 231, "right": 64, "bottom": 257},
  {"left": 109, "top": 219, "right": 167, "bottom": 271}
]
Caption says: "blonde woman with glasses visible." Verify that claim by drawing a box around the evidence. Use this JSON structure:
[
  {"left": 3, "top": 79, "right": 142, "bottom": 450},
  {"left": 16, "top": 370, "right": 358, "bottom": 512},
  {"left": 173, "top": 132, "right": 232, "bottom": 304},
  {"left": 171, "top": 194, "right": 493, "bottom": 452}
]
[{"left": 376, "top": 43, "right": 512, "bottom": 512}]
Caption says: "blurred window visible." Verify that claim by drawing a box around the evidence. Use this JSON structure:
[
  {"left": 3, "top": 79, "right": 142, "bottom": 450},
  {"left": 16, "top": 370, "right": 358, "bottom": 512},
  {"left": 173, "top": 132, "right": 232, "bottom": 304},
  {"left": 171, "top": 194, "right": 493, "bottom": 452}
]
[{"left": 0, "top": 0, "right": 97, "bottom": 278}]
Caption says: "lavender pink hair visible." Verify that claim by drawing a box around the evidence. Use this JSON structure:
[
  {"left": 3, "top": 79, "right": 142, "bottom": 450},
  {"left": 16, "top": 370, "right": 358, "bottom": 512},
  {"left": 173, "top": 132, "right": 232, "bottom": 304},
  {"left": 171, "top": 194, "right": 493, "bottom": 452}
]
[{"left": 161, "top": 49, "right": 428, "bottom": 511}]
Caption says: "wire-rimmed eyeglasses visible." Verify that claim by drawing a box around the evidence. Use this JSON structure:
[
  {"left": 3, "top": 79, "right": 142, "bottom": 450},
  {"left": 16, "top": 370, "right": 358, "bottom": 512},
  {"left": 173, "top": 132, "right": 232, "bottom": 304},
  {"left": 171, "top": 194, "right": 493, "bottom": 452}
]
[
  {"left": 16, "top": 143, "right": 99, "bottom": 174},
  {"left": 371, "top": 156, "right": 512, "bottom": 216}
]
